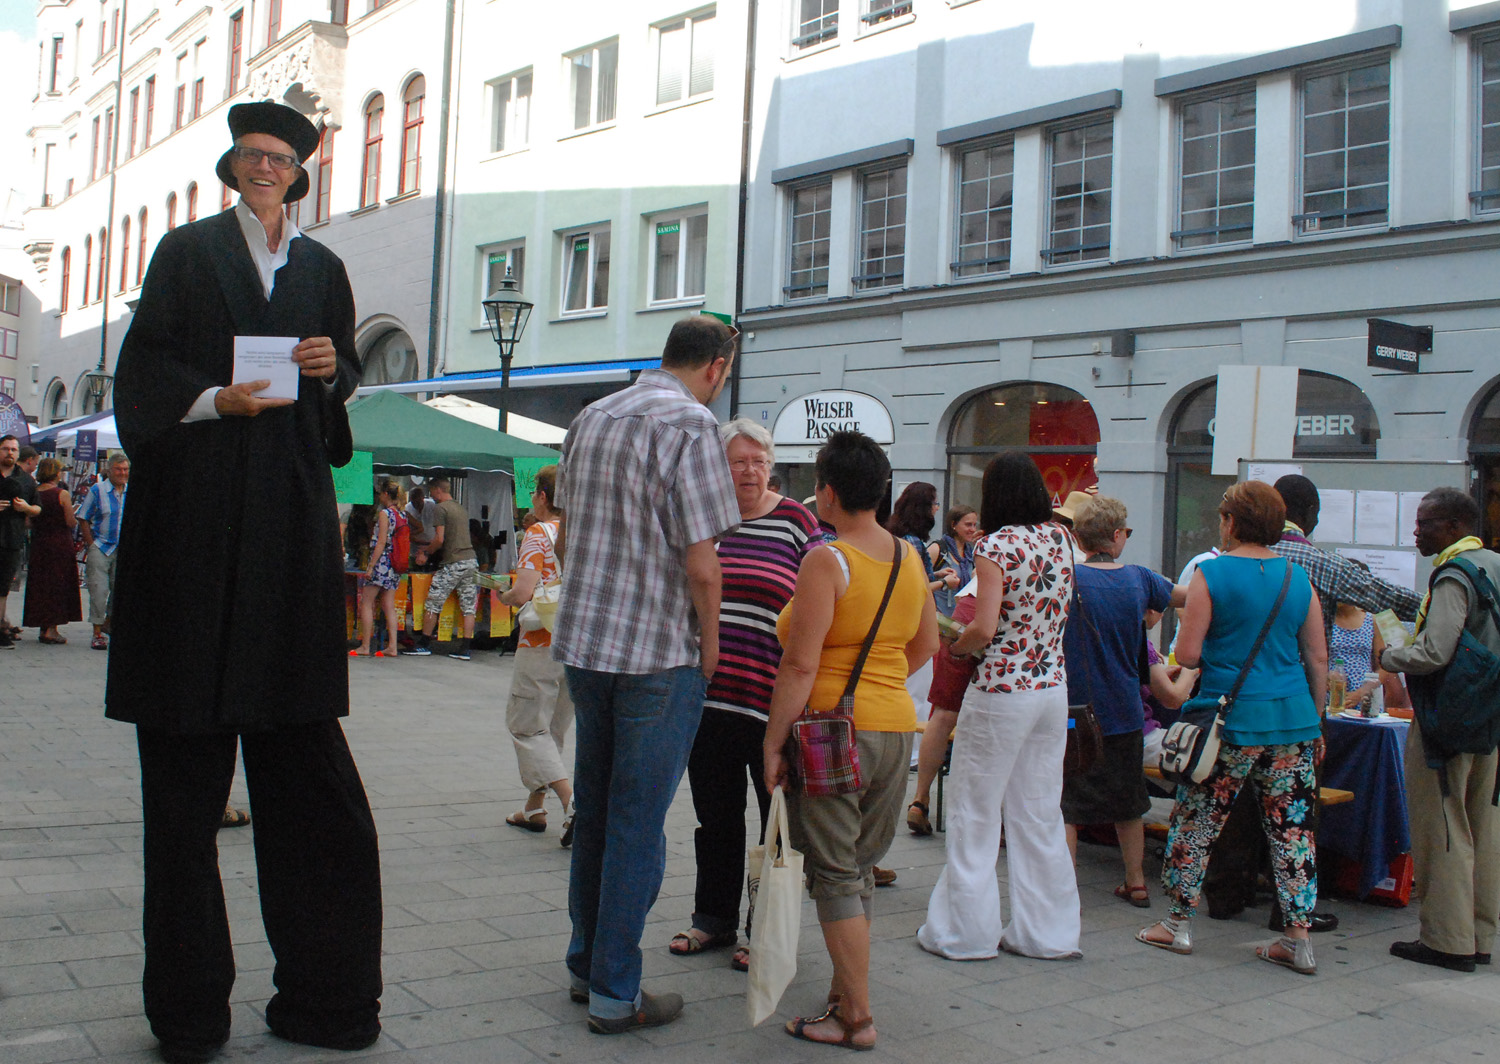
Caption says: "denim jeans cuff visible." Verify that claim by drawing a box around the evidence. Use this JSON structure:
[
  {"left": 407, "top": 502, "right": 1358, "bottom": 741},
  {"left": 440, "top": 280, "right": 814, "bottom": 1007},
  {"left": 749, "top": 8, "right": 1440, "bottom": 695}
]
[{"left": 588, "top": 989, "right": 641, "bottom": 1020}]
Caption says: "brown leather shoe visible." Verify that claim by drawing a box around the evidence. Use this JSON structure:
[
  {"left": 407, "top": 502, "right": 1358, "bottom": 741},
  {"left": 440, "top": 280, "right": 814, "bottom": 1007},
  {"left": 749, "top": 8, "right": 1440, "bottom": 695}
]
[{"left": 873, "top": 866, "right": 897, "bottom": 887}]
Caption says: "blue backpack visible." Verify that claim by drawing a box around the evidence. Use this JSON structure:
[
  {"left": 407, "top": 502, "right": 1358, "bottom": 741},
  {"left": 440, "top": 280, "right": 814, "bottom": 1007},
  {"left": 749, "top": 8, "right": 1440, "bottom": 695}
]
[{"left": 1406, "top": 555, "right": 1500, "bottom": 807}]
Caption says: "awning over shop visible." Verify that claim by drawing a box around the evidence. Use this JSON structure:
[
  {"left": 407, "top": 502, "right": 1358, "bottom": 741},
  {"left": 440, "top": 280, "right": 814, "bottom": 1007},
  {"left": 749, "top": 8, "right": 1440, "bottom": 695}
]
[
  {"left": 422, "top": 394, "right": 568, "bottom": 445},
  {"left": 346, "top": 390, "right": 558, "bottom": 474},
  {"left": 353, "top": 357, "right": 660, "bottom": 397},
  {"left": 29, "top": 410, "right": 121, "bottom": 451}
]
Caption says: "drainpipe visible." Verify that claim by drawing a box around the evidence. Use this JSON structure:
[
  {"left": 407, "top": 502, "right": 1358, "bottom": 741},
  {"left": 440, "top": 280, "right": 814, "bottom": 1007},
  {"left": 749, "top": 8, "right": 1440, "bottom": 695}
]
[
  {"left": 730, "top": 0, "right": 758, "bottom": 416},
  {"left": 97, "top": 0, "right": 130, "bottom": 409},
  {"left": 425, "top": 0, "right": 458, "bottom": 379}
]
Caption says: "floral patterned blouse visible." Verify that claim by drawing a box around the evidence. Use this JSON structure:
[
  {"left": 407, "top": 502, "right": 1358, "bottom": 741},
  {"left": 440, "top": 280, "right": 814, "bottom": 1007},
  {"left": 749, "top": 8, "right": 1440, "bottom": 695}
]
[{"left": 972, "top": 523, "right": 1075, "bottom": 693}]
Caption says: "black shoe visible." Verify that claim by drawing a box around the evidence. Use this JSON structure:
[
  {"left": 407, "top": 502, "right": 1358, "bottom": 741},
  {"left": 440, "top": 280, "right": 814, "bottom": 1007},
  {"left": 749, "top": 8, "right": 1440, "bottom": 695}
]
[
  {"left": 448, "top": 639, "right": 471, "bottom": 661},
  {"left": 1269, "top": 906, "right": 1339, "bottom": 933},
  {"left": 401, "top": 640, "right": 432, "bottom": 656},
  {"left": 1390, "top": 939, "right": 1476, "bottom": 973},
  {"left": 1476, "top": 952, "right": 1491, "bottom": 965},
  {"left": 587, "top": 990, "right": 684, "bottom": 1034},
  {"left": 265, "top": 1000, "right": 381, "bottom": 1051},
  {"left": 570, "top": 987, "right": 589, "bottom": 1004},
  {"left": 157, "top": 1038, "right": 226, "bottom": 1064}
]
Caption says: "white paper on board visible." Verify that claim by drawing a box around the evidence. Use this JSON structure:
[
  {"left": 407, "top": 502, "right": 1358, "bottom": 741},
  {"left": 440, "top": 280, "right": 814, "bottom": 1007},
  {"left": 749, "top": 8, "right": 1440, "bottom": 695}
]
[
  {"left": 1398, "top": 492, "right": 1425, "bottom": 548},
  {"left": 232, "top": 336, "right": 301, "bottom": 401},
  {"left": 1338, "top": 547, "right": 1419, "bottom": 595},
  {"left": 1354, "top": 490, "right": 1399, "bottom": 546},
  {"left": 1313, "top": 489, "right": 1355, "bottom": 543},
  {"left": 1247, "top": 462, "right": 1303, "bottom": 486}
]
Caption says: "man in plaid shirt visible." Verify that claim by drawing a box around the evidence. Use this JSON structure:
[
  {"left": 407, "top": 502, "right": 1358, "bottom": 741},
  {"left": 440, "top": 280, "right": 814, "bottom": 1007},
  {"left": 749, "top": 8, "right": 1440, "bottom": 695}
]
[
  {"left": 552, "top": 316, "right": 740, "bottom": 1034},
  {"left": 1272, "top": 475, "right": 1421, "bottom": 638}
]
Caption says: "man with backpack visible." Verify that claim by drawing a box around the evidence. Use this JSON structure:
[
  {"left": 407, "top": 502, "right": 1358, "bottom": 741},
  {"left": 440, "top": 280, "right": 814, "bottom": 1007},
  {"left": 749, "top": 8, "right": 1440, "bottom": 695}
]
[{"left": 1380, "top": 486, "right": 1500, "bottom": 973}]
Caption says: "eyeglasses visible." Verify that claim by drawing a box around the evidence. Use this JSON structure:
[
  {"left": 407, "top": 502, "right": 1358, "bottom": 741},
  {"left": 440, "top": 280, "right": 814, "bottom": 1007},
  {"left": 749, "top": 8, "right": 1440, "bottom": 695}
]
[
  {"left": 729, "top": 458, "right": 771, "bottom": 473},
  {"left": 231, "top": 145, "right": 300, "bottom": 171}
]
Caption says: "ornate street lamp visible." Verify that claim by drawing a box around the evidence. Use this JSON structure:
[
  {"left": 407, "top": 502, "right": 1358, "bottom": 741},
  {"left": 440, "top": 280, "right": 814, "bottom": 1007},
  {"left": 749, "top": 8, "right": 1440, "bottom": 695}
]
[
  {"left": 480, "top": 269, "right": 533, "bottom": 434},
  {"left": 84, "top": 370, "right": 113, "bottom": 412}
]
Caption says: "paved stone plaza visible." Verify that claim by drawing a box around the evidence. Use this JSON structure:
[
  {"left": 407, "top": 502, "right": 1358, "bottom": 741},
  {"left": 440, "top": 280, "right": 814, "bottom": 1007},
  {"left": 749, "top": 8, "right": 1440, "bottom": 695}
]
[{"left": 2, "top": 603, "right": 1499, "bottom": 1063}]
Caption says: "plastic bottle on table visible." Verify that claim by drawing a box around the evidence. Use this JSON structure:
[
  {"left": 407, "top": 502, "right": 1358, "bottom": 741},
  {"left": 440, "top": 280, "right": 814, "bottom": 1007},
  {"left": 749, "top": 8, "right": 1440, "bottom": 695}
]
[{"left": 1363, "top": 671, "right": 1384, "bottom": 717}]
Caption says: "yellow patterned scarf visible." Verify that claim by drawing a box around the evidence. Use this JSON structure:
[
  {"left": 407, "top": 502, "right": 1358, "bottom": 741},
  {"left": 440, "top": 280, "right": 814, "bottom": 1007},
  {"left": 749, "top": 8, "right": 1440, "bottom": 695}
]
[{"left": 1415, "top": 536, "right": 1485, "bottom": 632}]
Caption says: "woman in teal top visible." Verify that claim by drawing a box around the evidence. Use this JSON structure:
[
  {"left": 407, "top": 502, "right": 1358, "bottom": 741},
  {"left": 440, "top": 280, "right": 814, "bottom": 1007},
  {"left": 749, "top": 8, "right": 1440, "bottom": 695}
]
[{"left": 1137, "top": 480, "right": 1328, "bottom": 976}]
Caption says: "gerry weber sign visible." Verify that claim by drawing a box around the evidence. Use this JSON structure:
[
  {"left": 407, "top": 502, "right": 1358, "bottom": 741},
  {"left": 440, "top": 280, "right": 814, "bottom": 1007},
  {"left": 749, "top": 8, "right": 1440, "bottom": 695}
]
[
  {"left": 1367, "top": 318, "right": 1431, "bottom": 374},
  {"left": 772, "top": 391, "right": 895, "bottom": 462}
]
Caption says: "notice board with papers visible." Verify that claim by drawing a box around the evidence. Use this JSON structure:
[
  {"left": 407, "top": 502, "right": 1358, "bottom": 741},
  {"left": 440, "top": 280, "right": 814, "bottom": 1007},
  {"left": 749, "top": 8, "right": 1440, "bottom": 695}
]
[{"left": 1238, "top": 458, "right": 1470, "bottom": 595}]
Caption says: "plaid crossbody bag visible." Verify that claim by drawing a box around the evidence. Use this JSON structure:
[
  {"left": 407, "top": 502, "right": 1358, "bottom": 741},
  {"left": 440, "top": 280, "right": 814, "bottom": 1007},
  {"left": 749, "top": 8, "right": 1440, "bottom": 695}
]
[{"left": 786, "top": 535, "right": 904, "bottom": 798}]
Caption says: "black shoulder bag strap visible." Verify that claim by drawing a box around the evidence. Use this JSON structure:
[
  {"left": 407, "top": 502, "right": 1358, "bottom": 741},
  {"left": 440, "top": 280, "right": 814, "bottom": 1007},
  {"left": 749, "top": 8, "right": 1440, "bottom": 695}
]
[
  {"left": 841, "top": 534, "right": 905, "bottom": 700},
  {"left": 1218, "top": 559, "right": 1294, "bottom": 719}
]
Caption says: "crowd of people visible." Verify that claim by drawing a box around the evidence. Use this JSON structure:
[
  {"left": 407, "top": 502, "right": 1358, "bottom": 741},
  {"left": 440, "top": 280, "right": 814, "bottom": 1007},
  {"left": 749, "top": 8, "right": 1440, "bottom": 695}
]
[{"left": 2, "top": 97, "right": 1496, "bottom": 1064}]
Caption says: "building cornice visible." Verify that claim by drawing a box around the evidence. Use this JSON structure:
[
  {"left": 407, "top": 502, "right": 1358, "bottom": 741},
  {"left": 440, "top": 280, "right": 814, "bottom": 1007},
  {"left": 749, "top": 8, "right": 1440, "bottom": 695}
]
[{"left": 167, "top": 6, "right": 213, "bottom": 47}]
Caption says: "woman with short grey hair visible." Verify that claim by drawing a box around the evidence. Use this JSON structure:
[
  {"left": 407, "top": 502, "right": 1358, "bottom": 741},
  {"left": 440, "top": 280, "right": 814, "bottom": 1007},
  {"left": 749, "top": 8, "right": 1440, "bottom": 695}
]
[{"left": 670, "top": 417, "right": 825, "bottom": 970}]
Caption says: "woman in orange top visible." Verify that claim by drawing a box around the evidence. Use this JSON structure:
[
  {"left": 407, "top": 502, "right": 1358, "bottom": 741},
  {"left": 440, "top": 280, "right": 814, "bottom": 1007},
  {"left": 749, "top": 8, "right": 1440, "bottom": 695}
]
[{"left": 764, "top": 431, "right": 938, "bottom": 1053}]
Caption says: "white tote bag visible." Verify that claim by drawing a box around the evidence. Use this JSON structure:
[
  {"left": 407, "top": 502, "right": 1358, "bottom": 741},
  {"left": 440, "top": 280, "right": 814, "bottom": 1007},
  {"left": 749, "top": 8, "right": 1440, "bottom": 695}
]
[{"left": 746, "top": 785, "right": 803, "bottom": 1027}]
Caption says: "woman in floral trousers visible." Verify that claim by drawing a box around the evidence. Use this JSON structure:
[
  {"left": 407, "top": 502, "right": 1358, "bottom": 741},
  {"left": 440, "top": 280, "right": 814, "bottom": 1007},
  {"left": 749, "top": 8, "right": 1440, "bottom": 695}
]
[{"left": 1137, "top": 480, "right": 1328, "bottom": 975}]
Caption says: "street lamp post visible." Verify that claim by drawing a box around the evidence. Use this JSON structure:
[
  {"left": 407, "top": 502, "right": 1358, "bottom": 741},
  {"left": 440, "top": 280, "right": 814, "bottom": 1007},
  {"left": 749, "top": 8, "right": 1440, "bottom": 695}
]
[
  {"left": 480, "top": 269, "right": 534, "bottom": 434},
  {"left": 84, "top": 370, "right": 113, "bottom": 413}
]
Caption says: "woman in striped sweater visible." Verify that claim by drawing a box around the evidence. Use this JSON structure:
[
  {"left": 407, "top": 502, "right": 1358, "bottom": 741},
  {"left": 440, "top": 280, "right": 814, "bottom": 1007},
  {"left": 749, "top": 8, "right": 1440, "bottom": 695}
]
[{"left": 669, "top": 418, "right": 825, "bottom": 970}]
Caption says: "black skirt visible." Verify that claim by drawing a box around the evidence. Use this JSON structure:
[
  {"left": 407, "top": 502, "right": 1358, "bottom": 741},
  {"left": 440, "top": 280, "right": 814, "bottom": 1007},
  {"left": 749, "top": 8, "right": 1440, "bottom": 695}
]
[{"left": 1061, "top": 729, "right": 1151, "bottom": 824}]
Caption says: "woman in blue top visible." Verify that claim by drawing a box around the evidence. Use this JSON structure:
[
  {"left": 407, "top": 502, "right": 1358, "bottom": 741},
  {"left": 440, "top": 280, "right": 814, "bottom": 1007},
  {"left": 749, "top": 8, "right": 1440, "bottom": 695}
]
[
  {"left": 928, "top": 505, "right": 979, "bottom": 617},
  {"left": 1137, "top": 480, "right": 1328, "bottom": 976}
]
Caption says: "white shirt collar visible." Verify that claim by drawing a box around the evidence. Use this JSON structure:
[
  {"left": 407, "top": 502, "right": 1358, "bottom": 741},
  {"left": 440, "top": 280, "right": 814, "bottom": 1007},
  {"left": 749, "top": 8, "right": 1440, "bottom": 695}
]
[{"left": 234, "top": 198, "right": 303, "bottom": 300}]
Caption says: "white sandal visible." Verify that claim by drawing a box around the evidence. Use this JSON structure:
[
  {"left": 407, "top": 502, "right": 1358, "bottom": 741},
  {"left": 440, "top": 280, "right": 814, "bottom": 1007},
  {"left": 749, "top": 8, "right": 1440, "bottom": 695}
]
[
  {"left": 1136, "top": 917, "right": 1193, "bottom": 955},
  {"left": 505, "top": 807, "right": 547, "bottom": 833}
]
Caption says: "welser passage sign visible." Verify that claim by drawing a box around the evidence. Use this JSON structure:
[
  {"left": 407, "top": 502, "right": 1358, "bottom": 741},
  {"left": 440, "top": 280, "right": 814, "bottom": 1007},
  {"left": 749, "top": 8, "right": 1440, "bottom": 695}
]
[{"left": 773, "top": 391, "right": 896, "bottom": 446}]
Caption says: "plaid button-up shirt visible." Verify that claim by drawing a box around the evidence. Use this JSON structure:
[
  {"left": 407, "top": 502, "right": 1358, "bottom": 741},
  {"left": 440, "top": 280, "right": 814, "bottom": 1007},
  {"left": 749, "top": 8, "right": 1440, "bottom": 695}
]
[
  {"left": 1270, "top": 525, "right": 1422, "bottom": 640},
  {"left": 551, "top": 369, "right": 739, "bottom": 674}
]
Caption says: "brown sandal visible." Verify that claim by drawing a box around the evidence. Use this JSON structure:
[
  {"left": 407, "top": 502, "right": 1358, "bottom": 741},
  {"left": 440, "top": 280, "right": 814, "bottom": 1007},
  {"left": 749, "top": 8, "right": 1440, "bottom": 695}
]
[
  {"left": 1114, "top": 883, "right": 1150, "bottom": 908},
  {"left": 907, "top": 801, "right": 933, "bottom": 836},
  {"left": 668, "top": 928, "right": 736, "bottom": 955},
  {"left": 786, "top": 1010, "right": 875, "bottom": 1052}
]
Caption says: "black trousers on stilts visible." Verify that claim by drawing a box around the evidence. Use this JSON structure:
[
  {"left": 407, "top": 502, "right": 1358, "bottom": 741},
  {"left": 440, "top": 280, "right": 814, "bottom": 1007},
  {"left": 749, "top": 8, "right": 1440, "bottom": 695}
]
[{"left": 137, "top": 721, "right": 383, "bottom": 1049}]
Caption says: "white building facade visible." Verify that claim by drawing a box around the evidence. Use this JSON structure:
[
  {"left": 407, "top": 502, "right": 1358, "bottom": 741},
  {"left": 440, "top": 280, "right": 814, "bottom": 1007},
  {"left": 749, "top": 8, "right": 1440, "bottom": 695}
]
[
  {"left": 21, "top": 0, "right": 447, "bottom": 425},
  {"left": 737, "top": 0, "right": 1500, "bottom": 575}
]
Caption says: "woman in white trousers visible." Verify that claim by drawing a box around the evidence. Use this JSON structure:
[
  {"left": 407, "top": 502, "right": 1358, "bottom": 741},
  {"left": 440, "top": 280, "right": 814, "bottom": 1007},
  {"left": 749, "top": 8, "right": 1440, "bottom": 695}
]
[{"left": 918, "top": 453, "right": 1082, "bottom": 961}]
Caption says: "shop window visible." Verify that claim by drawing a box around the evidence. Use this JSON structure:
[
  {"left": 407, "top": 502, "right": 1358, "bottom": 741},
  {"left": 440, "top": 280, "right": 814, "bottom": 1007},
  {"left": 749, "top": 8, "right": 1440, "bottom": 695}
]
[
  {"left": 946, "top": 382, "right": 1100, "bottom": 511},
  {"left": 1165, "top": 372, "right": 1381, "bottom": 581}
]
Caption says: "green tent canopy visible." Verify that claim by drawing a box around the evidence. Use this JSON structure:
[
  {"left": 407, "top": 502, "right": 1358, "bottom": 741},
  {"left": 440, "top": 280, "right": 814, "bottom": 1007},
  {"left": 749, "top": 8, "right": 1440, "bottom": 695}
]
[{"left": 345, "top": 390, "right": 559, "bottom": 474}]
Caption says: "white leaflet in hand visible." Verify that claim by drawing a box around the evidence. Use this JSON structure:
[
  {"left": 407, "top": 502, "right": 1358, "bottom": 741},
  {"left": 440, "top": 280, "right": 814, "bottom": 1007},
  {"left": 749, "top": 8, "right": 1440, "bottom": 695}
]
[{"left": 232, "top": 335, "right": 301, "bottom": 401}]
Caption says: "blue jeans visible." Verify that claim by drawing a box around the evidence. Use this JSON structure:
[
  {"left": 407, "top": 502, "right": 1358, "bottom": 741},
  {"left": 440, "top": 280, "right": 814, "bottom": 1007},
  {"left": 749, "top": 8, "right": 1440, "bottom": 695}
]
[{"left": 563, "top": 665, "right": 706, "bottom": 1018}]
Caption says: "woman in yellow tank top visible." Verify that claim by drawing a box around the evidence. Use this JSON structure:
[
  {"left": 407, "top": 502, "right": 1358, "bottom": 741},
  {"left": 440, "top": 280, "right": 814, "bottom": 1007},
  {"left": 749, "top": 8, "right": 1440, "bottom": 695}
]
[{"left": 764, "top": 432, "right": 938, "bottom": 1052}]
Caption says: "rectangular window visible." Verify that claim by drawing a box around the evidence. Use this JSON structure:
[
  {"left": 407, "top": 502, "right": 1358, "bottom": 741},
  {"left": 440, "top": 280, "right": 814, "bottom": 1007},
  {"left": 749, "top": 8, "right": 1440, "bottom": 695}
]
[
  {"left": 90, "top": 116, "right": 100, "bottom": 180},
  {"left": 569, "top": 40, "right": 618, "bottom": 131},
  {"left": 786, "top": 179, "right": 831, "bottom": 298},
  {"left": 98, "top": 0, "right": 107, "bottom": 58},
  {"left": 331, "top": 0, "right": 348, "bottom": 25},
  {"left": 482, "top": 242, "right": 525, "bottom": 309},
  {"left": 856, "top": 165, "right": 906, "bottom": 290},
  {"left": 861, "top": 1, "right": 912, "bottom": 28},
  {"left": 361, "top": 98, "right": 382, "bottom": 207},
  {"left": 491, "top": 71, "right": 532, "bottom": 153},
  {"left": 1297, "top": 58, "right": 1390, "bottom": 234},
  {"left": 794, "top": 0, "right": 838, "bottom": 51},
  {"left": 1045, "top": 118, "right": 1113, "bottom": 266},
  {"left": 1175, "top": 88, "right": 1256, "bottom": 249},
  {"left": 127, "top": 87, "right": 139, "bottom": 158},
  {"left": 953, "top": 139, "right": 1014, "bottom": 278},
  {"left": 228, "top": 12, "right": 244, "bottom": 96},
  {"left": 192, "top": 78, "right": 204, "bottom": 120},
  {"left": 175, "top": 84, "right": 185, "bottom": 131},
  {"left": 315, "top": 129, "right": 334, "bottom": 223},
  {"left": 1475, "top": 37, "right": 1500, "bottom": 213},
  {"left": 267, "top": 0, "right": 282, "bottom": 47},
  {"left": 562, "top": 227, "right": 611, "bottom": 313},
  {"left": 656, "top": 10, "right": 715, "bottom": 107},
  {"left": 651, "top": 212, "right": 708, "bottom": 303},
  {"left": 1, "top": 281, "right": 19, "bottom": 316},
  {"left": 48, "top": 36, "right": 63, "bottom": 92},
  {"left": 143, "top": 77, "right": 155, "bottom": 147},
  {"left": 0, "top": 378, "right": 15, "bottom": 399},
  {"left": 101, "top": 107, "right": 113, "bottom": 173}
]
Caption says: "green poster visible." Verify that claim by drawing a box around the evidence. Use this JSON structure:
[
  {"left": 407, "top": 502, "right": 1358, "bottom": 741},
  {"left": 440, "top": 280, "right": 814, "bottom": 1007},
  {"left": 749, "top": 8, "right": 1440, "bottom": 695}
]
[
  {"left": 513, "top": 455, "right": 557, "bottom": 509},
  {"left": 333, "top": 450, "right": 375, "bottom": 504}
]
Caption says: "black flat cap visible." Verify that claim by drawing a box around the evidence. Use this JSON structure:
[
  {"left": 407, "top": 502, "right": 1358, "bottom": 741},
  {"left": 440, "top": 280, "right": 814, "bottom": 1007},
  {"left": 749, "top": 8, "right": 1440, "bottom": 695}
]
[{"left": 215, "top": 101, "right": 322, "bottom": 204}]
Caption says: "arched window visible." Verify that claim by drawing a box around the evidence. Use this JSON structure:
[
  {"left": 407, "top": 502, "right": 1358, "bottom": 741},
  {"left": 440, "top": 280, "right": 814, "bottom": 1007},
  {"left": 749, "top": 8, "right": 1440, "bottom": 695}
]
[
  {"left": 96, "top": 227, "right": 107, "bottom": 302},
  {"left": 1165, "top": 371, "right": 1381, "bottom": 578},
  {"left": 1469, "top": 383, "right": 1500, "bottom": 548},
  {"left": 361, "top": 94, "right": 383, "bottom": 207},
  {"left": 946, "top": 382, "right": 1100, "bottom": 508},
  {"left": 166, "top": 192, "right": 177, "bottom": 231},
  {"left": 137, "top": 208, "right": 148, "bottom": 285},
  {"left": 186, "top": 182, "right": 198, "bottom": 222},
  {"left": 46, "top": 380, "right": 68, "bottom": 423},
  {"left": 359, "top": 326, "right": 419, "bottom": 385},
  {"left": 118, "top": 215, "right": 131, "bottom": 291},
  {"left": 81, "top": 237, "right": 92, "bottom": 305},
  {"left": 60, "top": 246, "right": 71, "bottom": 311},
  {"left": 314, "top": 128, "right": 334, "bottom": 223},
  {"left": 399, "top": 75, "right": 424, "bottom": 195}
]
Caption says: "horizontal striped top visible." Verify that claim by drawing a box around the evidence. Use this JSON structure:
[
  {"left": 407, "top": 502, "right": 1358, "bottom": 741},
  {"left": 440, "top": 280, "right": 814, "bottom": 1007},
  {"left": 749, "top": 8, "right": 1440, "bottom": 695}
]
[{"left": 704, "top": 496, "right": 825, "bottom": 722}]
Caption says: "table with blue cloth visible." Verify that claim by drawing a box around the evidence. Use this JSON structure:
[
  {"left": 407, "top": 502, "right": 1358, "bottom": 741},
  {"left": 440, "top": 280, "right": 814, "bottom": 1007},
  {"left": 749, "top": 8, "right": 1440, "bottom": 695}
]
[{"left": 1319, "top": 715, "right": 1411, "bottom": 899}]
